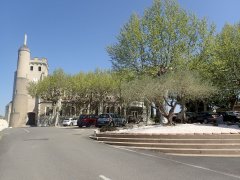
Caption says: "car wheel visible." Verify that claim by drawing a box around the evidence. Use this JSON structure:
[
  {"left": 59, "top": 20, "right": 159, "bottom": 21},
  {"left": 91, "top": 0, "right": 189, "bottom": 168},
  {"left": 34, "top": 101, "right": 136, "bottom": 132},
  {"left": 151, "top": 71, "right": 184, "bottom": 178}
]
[{"left": 203, "top": 119, "right": 208, "bottom": 124}]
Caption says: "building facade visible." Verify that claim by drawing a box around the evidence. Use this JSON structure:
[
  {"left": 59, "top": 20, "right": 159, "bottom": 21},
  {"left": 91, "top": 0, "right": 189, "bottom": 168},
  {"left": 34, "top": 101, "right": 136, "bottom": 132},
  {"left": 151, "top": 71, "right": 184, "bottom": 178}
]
[
  {"left": 7, "top": 35, "right": 49, "bottom": 127},
  {"left": 5, "top": 35, "right": 149, "bottom": 127}
]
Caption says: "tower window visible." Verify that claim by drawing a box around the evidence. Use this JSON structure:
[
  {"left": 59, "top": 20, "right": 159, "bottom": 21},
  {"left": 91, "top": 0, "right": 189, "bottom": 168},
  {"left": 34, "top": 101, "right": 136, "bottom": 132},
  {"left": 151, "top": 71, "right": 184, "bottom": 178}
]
[
  {"left": 30, "top": 66, "right": 33, "bottom": 71},
  {"left": 38, "top": 66, "right": 41, "bottom": 71}
]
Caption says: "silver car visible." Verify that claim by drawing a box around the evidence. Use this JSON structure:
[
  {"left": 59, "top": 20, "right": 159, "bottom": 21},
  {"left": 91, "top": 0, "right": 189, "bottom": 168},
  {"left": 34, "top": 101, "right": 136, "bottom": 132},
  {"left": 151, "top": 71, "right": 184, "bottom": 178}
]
[
  {"left": 62, "top": 117, "right": 77, "bottom": 126},
  {"left": 97, "top": 113, "right": 126, "bottom": 127}
]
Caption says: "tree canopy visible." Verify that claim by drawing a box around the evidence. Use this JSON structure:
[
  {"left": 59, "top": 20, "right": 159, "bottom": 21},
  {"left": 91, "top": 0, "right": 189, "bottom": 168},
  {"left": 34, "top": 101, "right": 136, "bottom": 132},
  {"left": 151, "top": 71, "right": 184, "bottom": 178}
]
[
  {"left": 107, "top": 0, "right": 215, "bottom": 76},
  {"left": 121, "top": 69, "right": 216, "bottom": 124}
]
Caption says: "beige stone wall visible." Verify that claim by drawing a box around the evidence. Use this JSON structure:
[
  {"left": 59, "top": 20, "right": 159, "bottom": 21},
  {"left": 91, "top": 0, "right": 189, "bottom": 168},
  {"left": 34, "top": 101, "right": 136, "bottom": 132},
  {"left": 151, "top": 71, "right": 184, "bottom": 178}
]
[
  {"left": 28, "top": 57, "right": 48, "bottom": 82},
  {"left": 27, "top": 58, "right": 48, "bottom": 113},
  {"left": 16, "top": 47, "right": 30, "bottom": 78},
  {"left": 0, "top": 119, "right": 8, "bottom": 131},
  {"left": 39, "top": 102, "right": 52, "bottom": 116},
  {"left": 5, "top": 102, "right": 12, "bottom": 124},
  {"left": 10, "top": 46, "right": 30, "bottom": 127},
  {"left": 10, "top": 78, "right": 29, "bottom": 127}
]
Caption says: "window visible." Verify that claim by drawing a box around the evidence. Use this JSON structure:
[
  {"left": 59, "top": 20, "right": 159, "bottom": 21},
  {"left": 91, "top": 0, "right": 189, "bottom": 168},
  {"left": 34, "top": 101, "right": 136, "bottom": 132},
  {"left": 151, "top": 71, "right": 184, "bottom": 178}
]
[
  {"left": 30, "top": 66, "right": 33, "bottom": 71},
  {"left": 38, "top": 66, "right": 41, "bottom": 71}
]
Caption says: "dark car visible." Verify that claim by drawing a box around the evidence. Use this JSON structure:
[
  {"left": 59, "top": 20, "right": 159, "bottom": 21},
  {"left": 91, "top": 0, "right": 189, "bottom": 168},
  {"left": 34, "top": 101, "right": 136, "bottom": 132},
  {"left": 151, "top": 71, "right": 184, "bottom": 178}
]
[
  {"left": 97, "top": 113, "right": 126, "bottom": 127},
  {"left": 173, "top": 112, "right": 197, "bottom": 123},
  {"left": 219, "top": 111, "right": 239, "bottom": 123},
  {"left": 193, "top": 112, "right": 219, "bottom": 124},
  {"left": 77, "top": 114, "right": 98, "bottom": 127},
  {"left": 127, "top": 115, "right": 143, "bottom": 124}
]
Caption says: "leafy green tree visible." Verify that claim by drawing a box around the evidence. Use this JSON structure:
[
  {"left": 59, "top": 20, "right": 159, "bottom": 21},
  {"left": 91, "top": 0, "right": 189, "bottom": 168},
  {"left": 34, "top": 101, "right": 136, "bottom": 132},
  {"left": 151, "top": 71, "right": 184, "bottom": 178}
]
[
  {"left": 122, "top": 70, "right": 216, "bottom": 125},
  {"left": 213, "top": 24, "right": 240, "bottom": 109},
  {"left": 194, "top": 23, "right": 240, "bottom": 109},
  {"left": 108, "top": 14, "right": 146, "bottom": 74},
  {"left": 107, "top": 0, "right": 214, "bottom": 76},
  {"left": 63, "top": 72, "right": 88, "bottom": 116},
  {"left": 87, "top": 70, "right": 118, "bottom": 114},
  {"left": 28, "top": 69, "right": 68, "bottom": 126}
]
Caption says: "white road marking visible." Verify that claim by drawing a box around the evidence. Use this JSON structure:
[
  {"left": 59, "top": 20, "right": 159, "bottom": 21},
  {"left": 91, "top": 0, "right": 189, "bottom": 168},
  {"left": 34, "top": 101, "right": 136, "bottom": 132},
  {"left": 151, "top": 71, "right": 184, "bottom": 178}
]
[
  {"left": 99, "top": 175, "right": 112, "bottom": 180},
  {"left": 113, "top": 146, "right": 240, "bottom": 179},
  {"left": 23, "top": 129, "right": 30, "bottom": 133}
]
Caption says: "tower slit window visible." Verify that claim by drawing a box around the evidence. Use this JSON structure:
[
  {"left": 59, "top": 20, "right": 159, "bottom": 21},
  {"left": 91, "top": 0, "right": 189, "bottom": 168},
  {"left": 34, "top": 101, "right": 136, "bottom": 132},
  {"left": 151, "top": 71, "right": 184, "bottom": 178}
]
[
  {"left": 38, "top": 66, "right": 41, "bottom": 71},
  {"left": 30, "top": 66, "right": 33, "bottom": 71}
]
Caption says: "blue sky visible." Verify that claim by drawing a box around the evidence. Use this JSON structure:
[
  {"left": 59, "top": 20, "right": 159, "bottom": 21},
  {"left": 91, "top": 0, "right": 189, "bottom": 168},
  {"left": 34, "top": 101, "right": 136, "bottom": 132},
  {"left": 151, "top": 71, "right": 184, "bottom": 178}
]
[{"left": 1, "top": 0, "right": 240, "bottom": 116}]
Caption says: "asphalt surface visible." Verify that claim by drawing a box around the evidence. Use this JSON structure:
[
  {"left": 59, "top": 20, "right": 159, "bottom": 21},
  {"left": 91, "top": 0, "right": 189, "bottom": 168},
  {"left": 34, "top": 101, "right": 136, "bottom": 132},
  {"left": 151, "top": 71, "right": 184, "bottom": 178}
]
[{"left": 0, "top": 127, "right": 240, "bottom": 180}]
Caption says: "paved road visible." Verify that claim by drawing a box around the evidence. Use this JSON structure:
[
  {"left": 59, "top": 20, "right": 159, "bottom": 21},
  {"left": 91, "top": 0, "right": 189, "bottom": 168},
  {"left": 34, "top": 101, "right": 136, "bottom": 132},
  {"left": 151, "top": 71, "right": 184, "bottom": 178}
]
[{"left": 0, "top": 127, "right": 240, "bottom": 180}]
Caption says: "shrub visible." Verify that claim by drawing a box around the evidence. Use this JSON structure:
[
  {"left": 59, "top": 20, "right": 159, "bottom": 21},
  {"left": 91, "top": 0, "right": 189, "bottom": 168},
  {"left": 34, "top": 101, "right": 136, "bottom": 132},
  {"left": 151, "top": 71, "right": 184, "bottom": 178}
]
[{"left": 99, "top": 125, "right": 117, "bottom": 132}]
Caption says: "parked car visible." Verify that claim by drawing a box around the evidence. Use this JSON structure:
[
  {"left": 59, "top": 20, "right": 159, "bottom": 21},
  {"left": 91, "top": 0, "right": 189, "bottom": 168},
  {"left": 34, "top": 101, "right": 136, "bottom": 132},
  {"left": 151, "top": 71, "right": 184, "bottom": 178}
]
[
  {"left": 219, "top": 111, "right": 239, "bottom": 123},
  {"left": 173, "top": 112, "right": 197, "bottom": 123},
  {"left": 62, "top": 117, "right": 78, "bottom": 126},
  {"left": 193, "top": 112, "right": 219, "bottom": 124},
  {"left": 96, "top": 113, "right": 126, "bottom": 127},
  {"left": 233, "top": 111, "right": 240, "bottom": 119},
  {"left": 77, "top": 114, "right": 98, "bottom": 127},
  {"left": 127, "top": 115, "right": 143, "bottom": 124}
]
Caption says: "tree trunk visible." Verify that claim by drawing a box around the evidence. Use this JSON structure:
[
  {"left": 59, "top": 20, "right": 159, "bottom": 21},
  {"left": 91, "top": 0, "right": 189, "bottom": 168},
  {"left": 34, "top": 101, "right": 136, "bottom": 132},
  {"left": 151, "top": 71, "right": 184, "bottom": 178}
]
[
  {"left": 54, "top": 98, "right": 62, "bottom": 126},
  {"left": 52, "top": 104, "right": 57, "bottom": 126},
  {"left": 87, "top": 103, "right": 90, "bottom": 114},
  {"left": 203, "top": 102, "right": 207, "bottom": 112},
  {"left": 159, "top": 101, "right": 177, "bottom": 126},
  {"left": 180, "top": 99, "right": 187, "bottom": 123}
]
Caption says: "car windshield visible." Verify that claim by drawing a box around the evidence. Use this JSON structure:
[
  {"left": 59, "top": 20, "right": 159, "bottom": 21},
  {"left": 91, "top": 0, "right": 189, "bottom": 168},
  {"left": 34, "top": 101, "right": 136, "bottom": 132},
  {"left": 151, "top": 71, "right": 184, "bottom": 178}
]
[
  {"left": 79, "top": 115, "right": 87, "bottom": 119},
  {"left": 226, "top": 111, "right": 235, "bottom": 115},
  {"left": 99, "top": 114, "right": 110, "bottom": 118}
]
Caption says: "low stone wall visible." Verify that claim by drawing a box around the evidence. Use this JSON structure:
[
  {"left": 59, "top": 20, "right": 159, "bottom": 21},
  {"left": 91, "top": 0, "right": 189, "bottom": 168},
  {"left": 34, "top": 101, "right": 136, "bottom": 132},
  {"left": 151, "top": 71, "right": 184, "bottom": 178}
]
[{"left": 0, "top": 119, "right": 8, "bottom": 131}]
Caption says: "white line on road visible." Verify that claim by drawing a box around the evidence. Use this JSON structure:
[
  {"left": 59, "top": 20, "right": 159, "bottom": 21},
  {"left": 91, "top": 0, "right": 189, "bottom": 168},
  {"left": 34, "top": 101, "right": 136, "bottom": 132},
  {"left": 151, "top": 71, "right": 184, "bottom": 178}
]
[
  {"left": 23, "top": 129, "right": 30, "bottom": 133},
  {"left": 99, "top": 175, "right": 112, "bottom": 180},
  {"left": 113, "top": 146, "right": 240, "bottom": 179}
]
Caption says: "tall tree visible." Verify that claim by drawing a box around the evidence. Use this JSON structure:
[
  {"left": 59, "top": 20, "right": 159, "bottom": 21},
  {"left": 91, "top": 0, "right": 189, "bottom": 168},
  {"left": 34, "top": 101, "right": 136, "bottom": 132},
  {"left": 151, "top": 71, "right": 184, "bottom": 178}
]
[
  {"left": 107, "top": 0, "right": 214, "bottom": 76},
  {"left": 28, "top": 69, "right": 68, "bottom": 126},
  {"left": 195, "top": 23, "right": 240, "bottom": 109},
  {"left": 214, "top": 24, "right": 240, "bottom": 108},
  {"left": 87, "top": 70, "right": 118, "bottom": 114},
  {"left": 122, "top": 70, "right": 216, "bottom": 125}
]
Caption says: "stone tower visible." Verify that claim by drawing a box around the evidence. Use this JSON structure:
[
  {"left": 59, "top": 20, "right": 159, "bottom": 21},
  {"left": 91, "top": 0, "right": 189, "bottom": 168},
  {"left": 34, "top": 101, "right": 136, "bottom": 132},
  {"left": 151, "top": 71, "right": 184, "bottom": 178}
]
[
  {"left": 8, "top": 35, "right": 49, "bottom": 127},
  {"left": 9, "top": 34, "right": 30, "bottom": 127}
]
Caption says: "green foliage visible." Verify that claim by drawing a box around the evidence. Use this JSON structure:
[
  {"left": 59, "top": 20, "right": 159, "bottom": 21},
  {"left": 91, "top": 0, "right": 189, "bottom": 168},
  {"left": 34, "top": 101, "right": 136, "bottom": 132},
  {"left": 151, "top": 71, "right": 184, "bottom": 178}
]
[
  {"left": 194, "top": 23, "right": 240, "bottom": 108},
  {"left": 28, "top": 69, "right": 120, "bottom": 116},
  {"left": 99, "top": 125, "right": 117, "bottom": 132},
  {"left": 107, "top": 0, "right": 214, "bottom": 76},
  {"left": 121, "top": 69, "right": 216, "bottom": 124},
  {"left": 28, "top": 69, "right": 68, "bottom": 104},
  {"left": 27, "top": 0, "right": 240, "bottom": 125},
  {"left": 163, "top": 70, "right": 216, "bottom": 101}
]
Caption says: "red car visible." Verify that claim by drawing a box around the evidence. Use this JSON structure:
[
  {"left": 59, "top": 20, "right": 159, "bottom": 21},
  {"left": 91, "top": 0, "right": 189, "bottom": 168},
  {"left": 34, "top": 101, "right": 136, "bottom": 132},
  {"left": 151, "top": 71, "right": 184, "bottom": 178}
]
[{"left": 77, "top": 114, "right": 98, "bottom": 127}]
